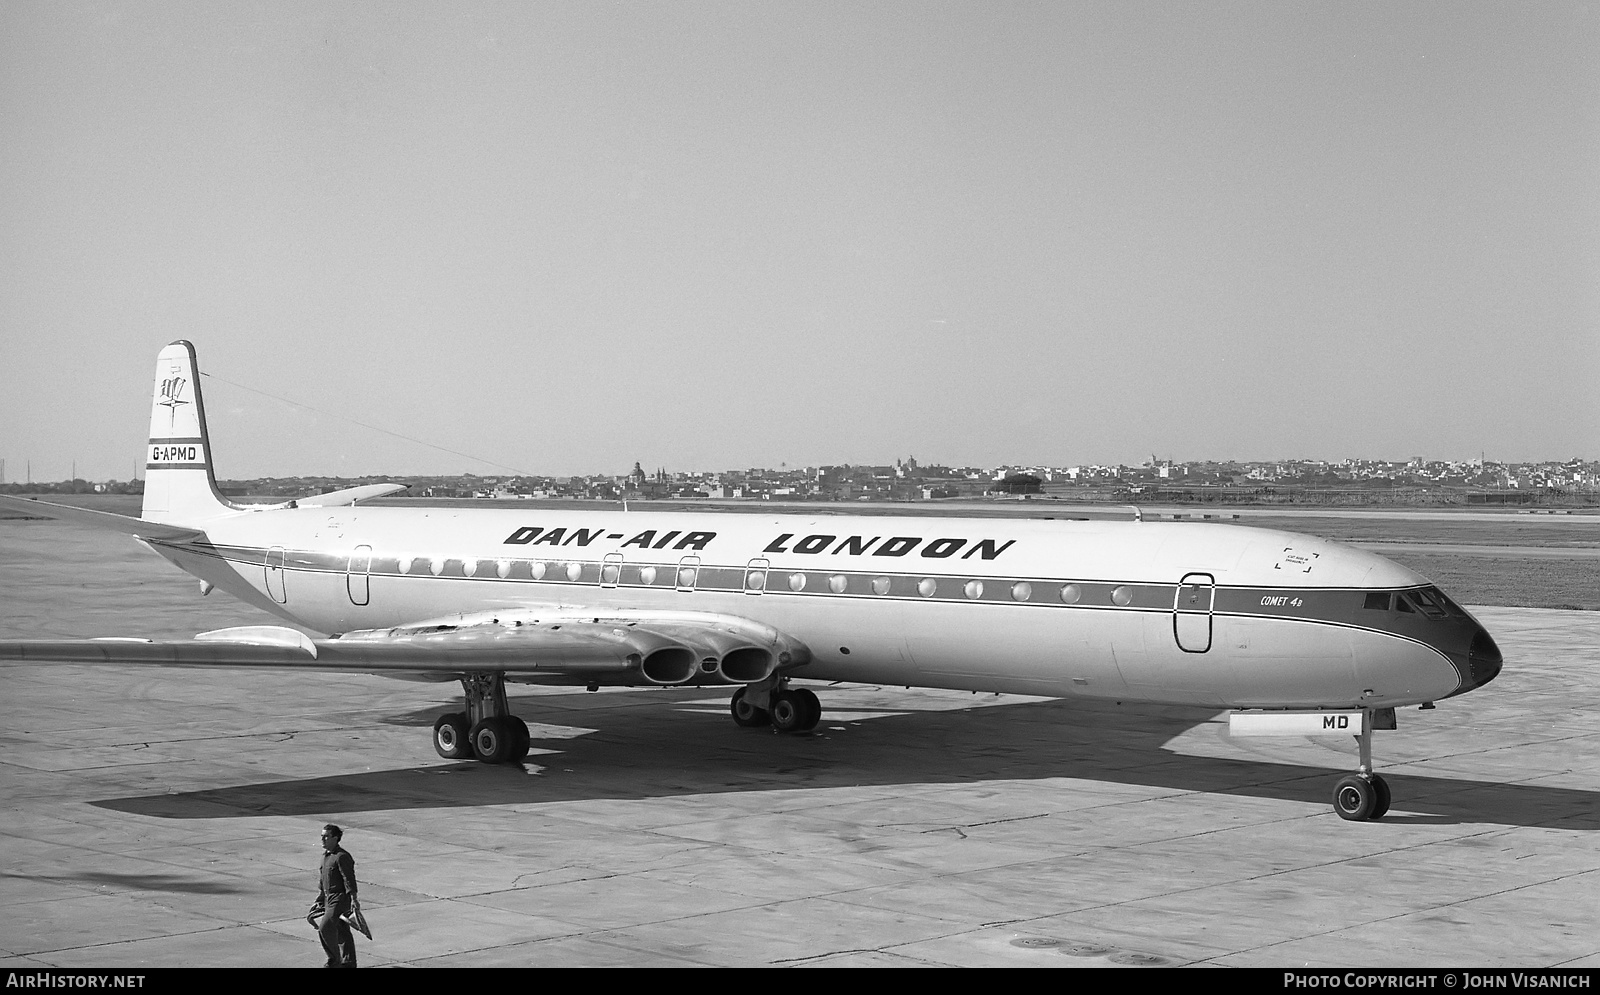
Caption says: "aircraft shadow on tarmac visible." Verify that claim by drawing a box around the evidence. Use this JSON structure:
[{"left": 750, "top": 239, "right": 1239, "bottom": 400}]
[
  {"left": 91, "top": 690, "right": 1599, "bottom": 831},
  {"left": 1, "top": 870, "right": 251, "bottom": 895}
]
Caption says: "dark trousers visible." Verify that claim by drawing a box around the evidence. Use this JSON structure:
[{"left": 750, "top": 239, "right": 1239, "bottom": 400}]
[{"left": 318, "top": 903, "right": 357, "bottom": 967}]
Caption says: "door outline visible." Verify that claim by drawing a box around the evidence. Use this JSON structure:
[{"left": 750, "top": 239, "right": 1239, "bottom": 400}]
[
  {"left": 1173, "top": 571, "right": 1214, "bottom": 653},
  {"left": 675, "top": 555, "right": 701, "bottom": 592},
  {"left": 743, "top": 557, "right": 770, "bottom": 595},
  {"left": 265, "top": 547, "right": 288, "bottom": 604},
  {"left": 600, "top": 552, "right": 624, "bottom": 589},
  {"left": 347, "top": 545, "right": 372, "bottom": 606}
]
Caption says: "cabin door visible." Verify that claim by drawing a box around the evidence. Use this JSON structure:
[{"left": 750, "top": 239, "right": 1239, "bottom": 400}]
[
  {"left": 1173, "top": 572, "right": 1214, "bottom": 653},
  {"left": 265, "top": 547, "right": 288, "bottom": 604},
  {"left": 743, "top": 558, "right": 770, "bottom": 594},
  {"left": 600, "top": 552, "right": 624, "bottom": 588},
  {"left": 347, "top": 545, "right": 372, "bottom": 606}
]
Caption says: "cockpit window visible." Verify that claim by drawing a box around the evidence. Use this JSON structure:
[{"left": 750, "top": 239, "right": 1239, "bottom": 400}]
[
  {"left": 1395, "top": 595, "right": 1416, "bottom": 614},
  {"left": 1401, "top": 589, "right": 1450, "bottom": 619},
  {"left": 1424, "top": 586, "right": 1467, "bottom": 617},
  {"left": 1363, "top": 592, "right": 1392, "bottom": 611}
]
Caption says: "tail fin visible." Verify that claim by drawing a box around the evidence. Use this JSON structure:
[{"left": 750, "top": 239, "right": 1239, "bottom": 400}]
[{"left": 141, "top": 340, "right": 235, "bottom": 524}]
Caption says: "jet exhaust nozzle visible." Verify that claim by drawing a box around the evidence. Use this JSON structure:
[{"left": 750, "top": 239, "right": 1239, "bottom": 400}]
[
  {"left": 717, "top": 646, "right": 776, "bottom": 683},
  {"left": 640, "top": 646, "right": 698, "bottom": 685}
]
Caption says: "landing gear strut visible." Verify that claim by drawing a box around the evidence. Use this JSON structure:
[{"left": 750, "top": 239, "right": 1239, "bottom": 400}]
[
  {"left": 433, "top": 671, "right": 530, "bottom": 764},
  {"left": 731, "top": 681, "right": 820, "bottom": 733},
  {"left": 1231, "top": 707, "right": 1397, "bottom": 822}
]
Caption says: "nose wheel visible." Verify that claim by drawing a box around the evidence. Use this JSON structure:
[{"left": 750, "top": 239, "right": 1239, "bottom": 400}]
[{"left": 1333, "top": 772, "right": 1391, "bottom": 821}]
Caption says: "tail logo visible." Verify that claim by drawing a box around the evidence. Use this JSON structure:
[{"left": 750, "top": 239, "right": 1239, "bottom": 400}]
[{"left": 158, "top": 374, "right": 190, "bottom": 430}]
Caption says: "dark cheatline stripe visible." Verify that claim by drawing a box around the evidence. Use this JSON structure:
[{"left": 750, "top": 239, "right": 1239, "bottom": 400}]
[{"left": 161, "top": 539, "right": 1468, "bottom": 642}]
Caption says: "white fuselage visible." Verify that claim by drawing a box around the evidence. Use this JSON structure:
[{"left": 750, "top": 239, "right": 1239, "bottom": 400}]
[{"left": 147, "top": 506, "right": 1477, "bottom": 710}]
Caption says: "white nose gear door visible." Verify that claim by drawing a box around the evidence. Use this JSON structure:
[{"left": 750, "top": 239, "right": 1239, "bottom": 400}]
[{"left": 1173, "top": 572, "right": 1214, "bottom": 653}]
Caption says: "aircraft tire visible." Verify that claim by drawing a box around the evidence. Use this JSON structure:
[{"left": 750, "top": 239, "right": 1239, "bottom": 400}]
[
  {"left": 794, "top": 688, "right": 821, "bottom": 731},
  {"left": 1332, "top": 774, "right": 1378, "bottom": 821},
  {"left": 730, "top": 687, "right": 769, "bottom": 728},
  {"left": 506, "top": 716, "right": 531, "bottom": 762},
  {"left": 769, "top": 691, "right": 807, "bottom": 733},
  {"left": 433, "top": 712, "right": 474, "bottom": 761},
  {"left": 470, "top": 716, "right": 511, "bottom": 764},
  {"left": 1370, "top": 774, "right": 1392, "bottom": 820}
]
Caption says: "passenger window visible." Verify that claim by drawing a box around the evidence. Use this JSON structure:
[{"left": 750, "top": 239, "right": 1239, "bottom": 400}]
[{"left": 1363, "top": 592, "right": 1391, "bottom": 611}]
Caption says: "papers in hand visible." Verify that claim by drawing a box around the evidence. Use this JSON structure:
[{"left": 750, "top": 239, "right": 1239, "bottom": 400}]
[{"left": 341, "top": 904, "right": 373, "bottom": 940}]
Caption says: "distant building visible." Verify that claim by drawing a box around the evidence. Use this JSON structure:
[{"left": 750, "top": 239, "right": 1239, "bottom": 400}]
[{"left": 992, "top": 473, "right": 1043, "bottom": 495}]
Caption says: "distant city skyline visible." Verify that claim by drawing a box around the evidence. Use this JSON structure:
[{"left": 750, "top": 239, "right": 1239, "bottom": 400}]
[
  {"left": 4, "top": 3, "right": 1596, "bottom": 481},
  {"left": 4, "top": 447, "right": 1594, "bottom": 489}
]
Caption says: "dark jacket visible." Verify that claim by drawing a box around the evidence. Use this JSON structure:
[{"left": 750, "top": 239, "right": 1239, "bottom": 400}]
[{"left": 318, "top": 846, "right": 357, "bottom": 910}]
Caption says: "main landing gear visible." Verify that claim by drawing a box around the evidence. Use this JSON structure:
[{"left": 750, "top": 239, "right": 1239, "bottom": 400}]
[
  {"left": 432, "top": 671, "right": 531, "bottom": 764},
  {"left": 730, "top": 681, "right": 821, "bottom": 733}
]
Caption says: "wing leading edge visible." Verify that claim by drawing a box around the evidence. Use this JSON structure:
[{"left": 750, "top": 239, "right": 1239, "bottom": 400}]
[{"left": 0, "top": 610, "right": 810, "bottom": 688}]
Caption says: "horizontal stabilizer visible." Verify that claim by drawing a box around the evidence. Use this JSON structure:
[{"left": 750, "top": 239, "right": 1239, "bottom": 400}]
[
  {"left": 251, "top": 483, "right": 411, "bottom": 510},
  {"left": 293, "top": 483, "right": 409, "bottom": 507},
  {"left": 0, "top": 494, "right": 204, "bottom": 542}
]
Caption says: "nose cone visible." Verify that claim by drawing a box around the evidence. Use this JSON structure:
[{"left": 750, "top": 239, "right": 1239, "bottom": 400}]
[
  {"left": 1427, "top": 616, "right": 1503, "bottom": 699},
  {"left": 1361, "top": 583, "right": 1504, "bottom": 701},
  {"left": 1451, "top": 625, "right": 1504, "bottom": 696}
]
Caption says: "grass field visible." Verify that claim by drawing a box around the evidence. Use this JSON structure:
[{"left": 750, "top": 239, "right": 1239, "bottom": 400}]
[
  {"left": 1237, "top": 513, "right": 1600, "bottom": 549},
  {"left": 1356, "top": 551, "right": 1598, "bottom": 611}
]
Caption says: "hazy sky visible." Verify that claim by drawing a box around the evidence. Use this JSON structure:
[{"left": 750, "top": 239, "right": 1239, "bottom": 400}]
[{"left": 3, "top": 1, "right": 1596, "bottom": 480}]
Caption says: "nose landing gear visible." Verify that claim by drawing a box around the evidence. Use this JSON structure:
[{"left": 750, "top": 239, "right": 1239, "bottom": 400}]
[
  {"left": 1333, "top": 772, "right": 1391, "bottom": 821},
  {"left": 1229, "top": 707, "right": 1397, "bottom": 822},
  {"left": 1332, "top": 708, "right": 1394, "bottom": 821}
]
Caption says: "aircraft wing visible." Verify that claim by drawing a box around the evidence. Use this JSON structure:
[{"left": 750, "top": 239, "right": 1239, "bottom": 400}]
[
  {"left": 0, "top": 494, "right": 203, "bottom": 542},
  {"left": 0, "top": 612, "right": 809, "bottom": 687}
]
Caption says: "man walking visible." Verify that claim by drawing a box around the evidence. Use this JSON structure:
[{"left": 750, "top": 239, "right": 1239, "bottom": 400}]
[{"left": 307, "top": 824, "right": 359, "bottom": 967}]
